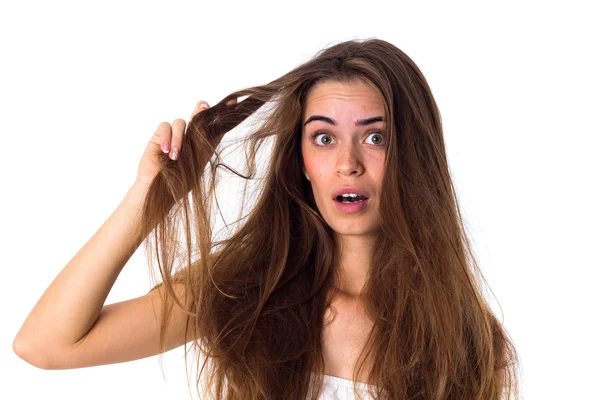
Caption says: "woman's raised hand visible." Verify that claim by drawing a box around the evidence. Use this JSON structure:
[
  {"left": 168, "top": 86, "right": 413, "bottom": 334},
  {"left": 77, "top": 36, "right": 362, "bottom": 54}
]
[{"left": 134, "top": 98, "right": 237, "bottom": 188}]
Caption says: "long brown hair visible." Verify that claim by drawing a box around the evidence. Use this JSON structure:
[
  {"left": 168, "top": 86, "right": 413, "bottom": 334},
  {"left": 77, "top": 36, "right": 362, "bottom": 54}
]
[{"left": 142, "top": 38, "right": 521, "bottom": 399}]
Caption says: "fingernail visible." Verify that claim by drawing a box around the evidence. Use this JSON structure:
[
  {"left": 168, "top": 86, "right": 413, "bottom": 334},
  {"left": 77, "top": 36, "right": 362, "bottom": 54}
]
[
  {"left": 199, "top": 103, "right": 209, "bottom": 110},
  {"left": 162, "top": 140, "right": 170, "bottom": 153},
  {"left": 170, "top": 147, "right": 179, "bottom": 160}
]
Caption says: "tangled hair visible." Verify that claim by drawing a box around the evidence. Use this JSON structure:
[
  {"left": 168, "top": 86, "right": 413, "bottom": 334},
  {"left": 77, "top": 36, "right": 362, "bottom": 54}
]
[{"left": 142, "top": 38, "right": 521, "bottom": 399}]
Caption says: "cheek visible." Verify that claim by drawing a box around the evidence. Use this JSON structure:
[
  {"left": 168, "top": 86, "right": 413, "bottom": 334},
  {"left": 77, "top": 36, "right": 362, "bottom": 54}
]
[
  {"left": 375, "top": 158, "right": 385, "bottom": 176},
  {"left": 301, "top": 147, "right": 317, "bottom": 175},
  {"left": 303, "top": 157, "right": 316, "bottom": 175},
  {"left": 303, "top": 154, "right": 331, "bottom": 183}
]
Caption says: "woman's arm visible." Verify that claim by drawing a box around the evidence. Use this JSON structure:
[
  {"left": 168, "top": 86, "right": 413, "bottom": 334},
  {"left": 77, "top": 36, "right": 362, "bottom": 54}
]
[{"left": 13, "top": 182, "right": 151, "bottom": 367}]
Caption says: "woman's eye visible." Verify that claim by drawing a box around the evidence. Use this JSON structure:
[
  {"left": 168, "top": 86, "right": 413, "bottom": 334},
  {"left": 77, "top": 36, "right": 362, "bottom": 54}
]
[
  {"left": 312, "top": 133, "right": 335, "bottom": 146},
  {"left": 365, "top": 132, "right": 385, "bottom": 146}
]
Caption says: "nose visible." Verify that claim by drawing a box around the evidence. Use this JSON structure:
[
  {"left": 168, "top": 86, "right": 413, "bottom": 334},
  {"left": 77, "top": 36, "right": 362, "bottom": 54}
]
[{"left": 335, "top": 141, "right": 364, "bottom": 177}]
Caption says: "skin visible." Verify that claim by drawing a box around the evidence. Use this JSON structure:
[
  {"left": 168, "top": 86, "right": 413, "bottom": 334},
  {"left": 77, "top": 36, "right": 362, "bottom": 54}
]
[{"left": 301, "top": 79, "right": 387, "bottom": 298}]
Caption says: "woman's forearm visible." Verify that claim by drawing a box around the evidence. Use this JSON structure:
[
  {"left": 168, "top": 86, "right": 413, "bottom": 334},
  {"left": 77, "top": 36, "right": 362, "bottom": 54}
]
[{"left": 14, "top": 182, "right": 152, "bottom": 357}]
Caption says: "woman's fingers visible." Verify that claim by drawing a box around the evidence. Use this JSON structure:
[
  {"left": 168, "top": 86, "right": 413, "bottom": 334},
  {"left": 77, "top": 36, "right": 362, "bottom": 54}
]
[
  {"left": 190, "top": 100, "right": 210, "bottom": 121},
  {"left": 168, "top": 118, "right": 186, "bottom": 160},
  {"left": 137, "top": 98, "right": 237, "bottom": 185},
  {"left": 153, "top": 121, "right": 172, "bottom": 154},
  {"left": 163, "top": 98, "right": 239, "bottom": 161},
  {"left": 188, "top": 97, "right": 238, "bottom": 121}
]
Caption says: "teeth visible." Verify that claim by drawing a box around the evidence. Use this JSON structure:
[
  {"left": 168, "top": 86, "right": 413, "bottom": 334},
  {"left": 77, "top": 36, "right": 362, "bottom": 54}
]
[{"left": 341, "top": 193, "right": 359, "bottom": 197}]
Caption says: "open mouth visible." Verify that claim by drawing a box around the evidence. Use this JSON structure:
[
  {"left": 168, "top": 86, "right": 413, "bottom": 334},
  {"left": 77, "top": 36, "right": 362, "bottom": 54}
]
[{"left": 334, "top": 195, "right": 369, "bottom": 204}]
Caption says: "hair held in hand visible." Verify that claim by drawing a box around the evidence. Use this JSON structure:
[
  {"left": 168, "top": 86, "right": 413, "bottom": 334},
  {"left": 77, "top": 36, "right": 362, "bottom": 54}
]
[{"left": 140, "top": 38, "right": 521, "bottom": 400}]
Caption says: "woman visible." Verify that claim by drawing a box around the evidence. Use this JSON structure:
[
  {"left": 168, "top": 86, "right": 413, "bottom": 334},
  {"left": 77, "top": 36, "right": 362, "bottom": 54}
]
[{"left": 14, "top": 38, "right": 520, "bottom": 399}]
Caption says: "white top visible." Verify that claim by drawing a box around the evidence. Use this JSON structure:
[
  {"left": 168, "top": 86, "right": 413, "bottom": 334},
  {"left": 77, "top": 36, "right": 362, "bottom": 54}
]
[{"left": 310, "top": 373, "right": 382, "bottom": 400}]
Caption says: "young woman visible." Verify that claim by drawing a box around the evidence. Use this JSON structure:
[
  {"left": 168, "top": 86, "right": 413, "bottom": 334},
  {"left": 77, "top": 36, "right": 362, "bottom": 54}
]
[{"left": 14, "top": 38, "right": 520, "bottom": 399}]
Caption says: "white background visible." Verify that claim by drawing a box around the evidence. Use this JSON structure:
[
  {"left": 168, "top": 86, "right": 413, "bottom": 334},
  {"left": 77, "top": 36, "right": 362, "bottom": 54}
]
[{"left": 2, "top": 1, "right": 598, "bottom": 399}]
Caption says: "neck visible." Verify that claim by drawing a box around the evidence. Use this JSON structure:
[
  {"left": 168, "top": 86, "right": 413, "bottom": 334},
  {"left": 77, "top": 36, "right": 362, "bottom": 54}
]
[{"left": 332, "top": 233, "right": 377, "bottom": 296}]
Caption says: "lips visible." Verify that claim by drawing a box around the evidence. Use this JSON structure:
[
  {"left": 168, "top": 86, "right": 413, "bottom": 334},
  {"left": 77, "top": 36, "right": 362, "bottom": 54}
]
[{"left": 333, "top": 196, "right": 369, "bottom": 213}]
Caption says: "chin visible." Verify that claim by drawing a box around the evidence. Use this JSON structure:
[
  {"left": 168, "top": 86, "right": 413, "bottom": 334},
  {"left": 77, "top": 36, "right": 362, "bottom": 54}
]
[{"left": 328, "top": 221, "right": 380, "bottom": 236}]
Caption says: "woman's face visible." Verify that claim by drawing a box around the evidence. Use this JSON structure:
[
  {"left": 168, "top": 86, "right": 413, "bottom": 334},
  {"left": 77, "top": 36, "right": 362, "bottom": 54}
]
[{"left": 301, "top": 79, "right": 386, "bottom": 237}]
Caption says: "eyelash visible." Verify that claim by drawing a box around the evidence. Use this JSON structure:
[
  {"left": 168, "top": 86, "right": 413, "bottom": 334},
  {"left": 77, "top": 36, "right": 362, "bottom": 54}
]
[{"left": 309, "top": 131, "right": 386, "bottom": 147}]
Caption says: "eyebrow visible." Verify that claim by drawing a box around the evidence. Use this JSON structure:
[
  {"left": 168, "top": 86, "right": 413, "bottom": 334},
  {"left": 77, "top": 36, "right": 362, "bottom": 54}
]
[{"left": 303, "top": 115, "right": 385, "bottom": 127}]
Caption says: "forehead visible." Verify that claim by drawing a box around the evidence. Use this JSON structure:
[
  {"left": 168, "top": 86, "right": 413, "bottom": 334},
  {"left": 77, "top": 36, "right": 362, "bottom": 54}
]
[{"left": 304, "top": 80, "right": 384, "bottom": 115}]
